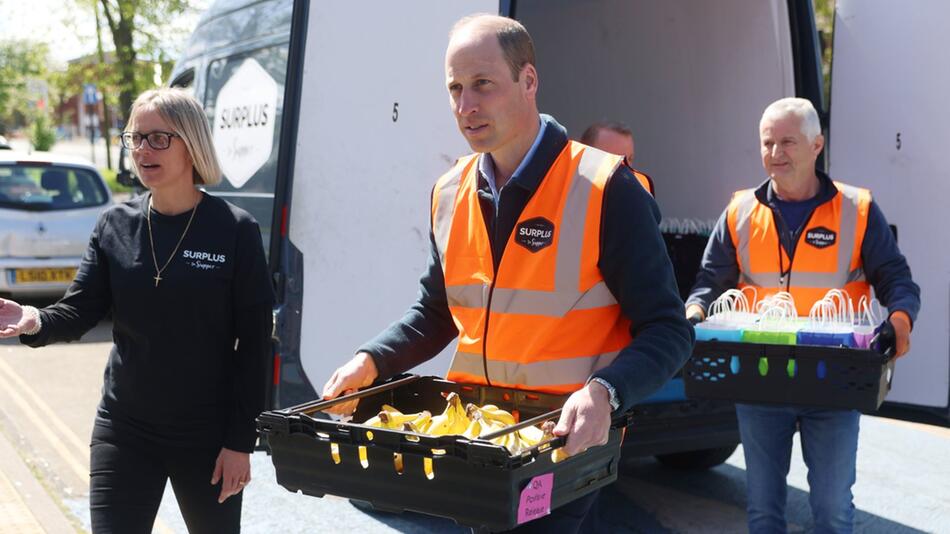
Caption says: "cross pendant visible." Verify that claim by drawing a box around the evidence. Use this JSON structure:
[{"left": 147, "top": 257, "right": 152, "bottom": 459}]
[{"left": 153, "top": 274, "right": 162, "bottom": 287}]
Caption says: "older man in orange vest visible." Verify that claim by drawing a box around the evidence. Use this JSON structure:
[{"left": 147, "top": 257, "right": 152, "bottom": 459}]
[
  {"left": 322, "top": 14, "right": 693, "bottom": 532},
  {"left": 687, "top": 97, "right": 920, "bottom": 534}
]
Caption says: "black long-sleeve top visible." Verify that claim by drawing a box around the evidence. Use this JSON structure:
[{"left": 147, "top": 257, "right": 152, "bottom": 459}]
[
  {"left": 21, "top": 193, "right": 274, "bottom": 452},
  {"left": 360, "top": 115, "right": 695, "bottom": 414}
]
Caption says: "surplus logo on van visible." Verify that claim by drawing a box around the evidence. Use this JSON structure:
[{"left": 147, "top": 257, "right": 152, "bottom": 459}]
[
  {"left": 515, "top": 218, "right": 555, "bottom": 253},
  {"left": 804, "top": 226, "right": 836, "bottom": 249},
  {"left": 212, "top": 58, "right": 278, "bottom": 189}
]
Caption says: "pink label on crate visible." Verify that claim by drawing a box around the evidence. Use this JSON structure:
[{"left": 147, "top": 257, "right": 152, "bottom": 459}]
[{"left": 517, "top": 473, "right": 554, "bottom": 525}]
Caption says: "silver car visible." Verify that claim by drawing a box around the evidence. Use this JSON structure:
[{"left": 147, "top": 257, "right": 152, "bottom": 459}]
[{"left": 0, "top": 152, "right": 113, "bottom": 297}]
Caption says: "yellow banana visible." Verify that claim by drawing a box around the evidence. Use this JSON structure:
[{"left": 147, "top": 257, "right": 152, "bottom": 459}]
[
  {"left": 405, "top": 410, "right": 432, "bottom": 433},
  {"left": 378, "top": 409, "right": 427, "bottom": 430},
  {"left": 362, "top": 405, "right": 403, "bottom": 428},
  {"left": 447, "top": 397, "right": 471, "bottom": 435},
  {"left": 462, "top": 418, "right": 482, "bottom": 440},
  {"left": 516, "top": 423, "right": 546, "bottom": 447},
  {"left": 362, "top": 414, "right": 385, "bottom": 428},
  {"left": 363, "top": 406, "right": 430, "bottom": 430},
  {"left": 540, "top": 420, "right": 570, "bottom": 462},
  {"left": 427, "top": 392, "right": 468, "bottom": 436},
  {"left": 471, "top": 404, "right": 517, "bottom": 426}
]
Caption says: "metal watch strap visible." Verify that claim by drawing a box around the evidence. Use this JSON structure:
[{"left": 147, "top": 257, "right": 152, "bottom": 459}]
[{"left": 589, "top": 377, "right": 621, "bottom": 411}]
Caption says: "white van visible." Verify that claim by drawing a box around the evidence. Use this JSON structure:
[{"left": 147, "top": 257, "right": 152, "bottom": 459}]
[{"left": 165, "top": 0, "right": 948, "bottom": 468}]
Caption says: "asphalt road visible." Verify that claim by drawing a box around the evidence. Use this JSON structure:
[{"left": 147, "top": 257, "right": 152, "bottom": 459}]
[{"left": 0, "top": 317, "right": 947, "bottom": 533}]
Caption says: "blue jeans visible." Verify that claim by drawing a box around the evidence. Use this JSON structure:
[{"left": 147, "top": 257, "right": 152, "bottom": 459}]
[{"left": 736, "top": 404, "right": 860, "bottom": 534}]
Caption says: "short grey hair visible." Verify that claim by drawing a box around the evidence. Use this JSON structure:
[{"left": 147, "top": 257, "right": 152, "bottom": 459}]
[
  {"left": 128, "top": 88, "right": 223, "bottom": 186},
  {"left": 760, "top": 97, "right": 822, "bottom": 142}
]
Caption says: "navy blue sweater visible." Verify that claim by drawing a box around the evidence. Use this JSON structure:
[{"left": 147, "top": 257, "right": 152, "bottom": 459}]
[
  {"left": 360, "top": 115, "right": 694, "bottom": 413},
  {"left": 687, "top": 171, "right": 921, "bottom": 324}
]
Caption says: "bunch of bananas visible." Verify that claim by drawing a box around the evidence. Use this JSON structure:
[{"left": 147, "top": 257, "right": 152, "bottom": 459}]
[
  {"left": 360, "top": 393, "right": 565, "bottom": 458},
  {"left": 362, "top": 405, "right": 432, "bottom": 432}
]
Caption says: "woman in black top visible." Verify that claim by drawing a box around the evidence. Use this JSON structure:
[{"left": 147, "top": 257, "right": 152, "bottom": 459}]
[{"left": 0, "top": 88, "right": 274, "bottom": 533}]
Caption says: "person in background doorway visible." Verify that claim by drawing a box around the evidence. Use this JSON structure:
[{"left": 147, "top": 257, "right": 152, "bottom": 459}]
[{"left": 581, "top": 121, "right": 654, "bottom": 196}]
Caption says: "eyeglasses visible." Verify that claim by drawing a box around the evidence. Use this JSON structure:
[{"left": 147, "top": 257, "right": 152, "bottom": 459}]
[{"left": 120, "top": 131, "right": 180, "bottom": 150}]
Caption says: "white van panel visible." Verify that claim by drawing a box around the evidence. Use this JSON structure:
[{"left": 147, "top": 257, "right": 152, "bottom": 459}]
[
  {"left": 518, "top": 0, "right": 795, "bottom": 220},
  {"left": 289, "top": 1, "right": 496, "bottom": 390},
  {"left": 830, "top": 0, "right": 950, "bottom": 409}
]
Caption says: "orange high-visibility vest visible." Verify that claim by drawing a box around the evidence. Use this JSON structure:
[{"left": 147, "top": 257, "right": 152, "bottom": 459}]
[
  {"left": 432, "top": 142, "right": 632, "bottom": 394},
  {"left": 726, "top": 181, "right": 872, "bottom": 316},
  {"left": 633, "top": 170, "right": 654, "bottom": 197}
]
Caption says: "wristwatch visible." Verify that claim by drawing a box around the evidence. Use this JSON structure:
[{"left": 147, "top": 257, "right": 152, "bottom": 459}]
[{"left": 588, "top": 377, "right": 621, "bottom": 412}]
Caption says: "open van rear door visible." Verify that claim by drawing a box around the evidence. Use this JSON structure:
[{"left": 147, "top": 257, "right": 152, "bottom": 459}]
[
  {"left": 273, "top": 0, "right": 497, "bottom": 406},
  {"left": 828, "top": 0, "right": 950, "bottom": 426}
]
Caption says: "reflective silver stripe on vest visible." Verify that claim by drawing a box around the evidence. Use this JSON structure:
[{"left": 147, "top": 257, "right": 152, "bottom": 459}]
[
  {"left": 446, "top": 280, "right": 616, "bottom": 316},
  {"left": 732, "top": 191, "right": 758, "bottom": 277},
  {"left": 440, "top": 149, "right": 621, "bottom": 317},
  {"left": 740, "top": 268, "right": 866, "bottom": 288},
  {"left": 733, "top": 184, "right": 866, "bottom": 290},
  {"left": 449, "top": 350, "right": 619, "bottom": 386},
  {"left": 835, "top": 183, "right": 865, "bottom": 282},
  {"left": 432, "top": 162, "right": 467, "bottom": 273}
]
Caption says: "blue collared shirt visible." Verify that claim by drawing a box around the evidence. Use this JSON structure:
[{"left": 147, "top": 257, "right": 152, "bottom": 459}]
[{"left": 477, "top": 117, "right": 546, "bottom": 206}]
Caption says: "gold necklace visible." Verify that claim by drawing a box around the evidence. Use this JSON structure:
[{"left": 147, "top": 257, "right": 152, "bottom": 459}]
[{"left": 146, "top": 193, "right": 200, "bottom": 287}]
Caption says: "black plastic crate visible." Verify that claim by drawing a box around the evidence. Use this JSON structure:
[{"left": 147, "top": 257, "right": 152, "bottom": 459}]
[
  {"left": 257, "top": 376, "right": 627, "bottom": 532},
  {"left": 684, "top": 340, "right": 895, "bottom": 411}
]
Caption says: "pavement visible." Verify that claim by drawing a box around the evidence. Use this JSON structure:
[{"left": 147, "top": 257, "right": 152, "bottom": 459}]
[
  {"left": 0, "top": 315, "right": 948, "bottom": 533},
  {"left": 0, "top": 287, "right": 947, "bottom": 534}
]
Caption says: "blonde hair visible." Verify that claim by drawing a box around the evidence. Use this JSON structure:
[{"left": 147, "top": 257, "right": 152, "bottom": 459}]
[{"left": 127, "top": 88, "right": 223, "bottom": 186}]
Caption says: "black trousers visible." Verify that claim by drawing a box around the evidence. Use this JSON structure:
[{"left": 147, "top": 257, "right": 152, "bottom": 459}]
[{"left": 90, "top": 422, "right": 242, "bottom": 534}]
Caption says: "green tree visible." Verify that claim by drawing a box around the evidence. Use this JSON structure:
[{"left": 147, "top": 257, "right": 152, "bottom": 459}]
[
  {"left": 0, "top": 40, "right": 50, "bottom": 133},
  {"left": 31, "top": 113, "right": 57, "bottom": 151},
  {"left": 95, "top": 0, "right": 193, "bottom": 125},
  {"left": 813, "top": 0, "right": 835, "bottom": 107}
]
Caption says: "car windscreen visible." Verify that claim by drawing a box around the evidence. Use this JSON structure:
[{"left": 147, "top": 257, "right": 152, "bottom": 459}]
[{"left": 0, "top": 164, "right": 108, "bottom": 211}]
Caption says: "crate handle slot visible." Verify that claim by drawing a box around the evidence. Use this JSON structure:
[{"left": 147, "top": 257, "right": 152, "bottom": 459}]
[
  {"left": 393, "top": 453, "right": 404, "bottom": 475},
  {"left": 423, "top": 457, "right": 435, "bottom": 480},
  {"left": 358, "top": 446, "right": 369, "bottom": 469},
  {"left": 481, "top": 406, "right": 633, "bottom": 442},
  {"left": 527, "top": 435, "right": 568, "bottom": 456},
  {"left": 287, "top": 375, "right": 423, "bottom": 415},
  {"left": 479, "top": 409, "right": 562, "bottom": 441}
]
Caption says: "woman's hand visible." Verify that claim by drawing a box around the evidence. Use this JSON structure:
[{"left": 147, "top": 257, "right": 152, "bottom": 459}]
[
  {"left": 210, "top": 447, "right": 251, "bottom": 503},
  {"left": 0, "top": 298, "right": 34, "bottom": 338}
]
